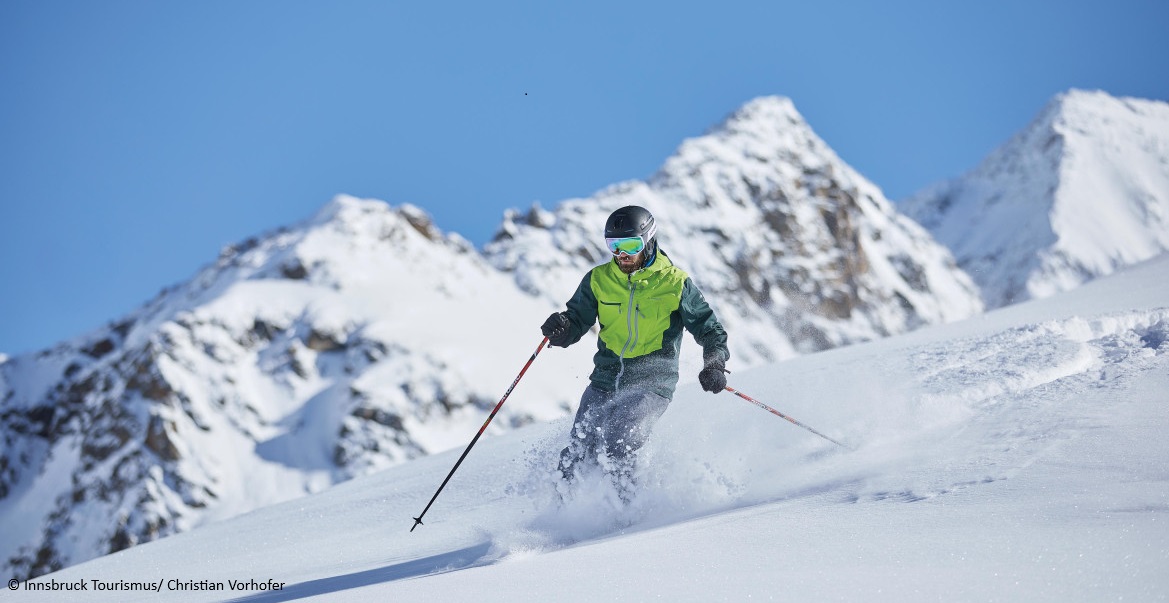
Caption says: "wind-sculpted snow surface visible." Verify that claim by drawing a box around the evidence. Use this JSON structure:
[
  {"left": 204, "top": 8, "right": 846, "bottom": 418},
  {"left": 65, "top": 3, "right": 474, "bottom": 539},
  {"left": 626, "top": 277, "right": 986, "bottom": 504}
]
[
  {"left": 19, "top": 257, "right": 1169, "bottom": 602},
  {"left": 482, "top": 307, "right": 1169, "bottom": 551}
]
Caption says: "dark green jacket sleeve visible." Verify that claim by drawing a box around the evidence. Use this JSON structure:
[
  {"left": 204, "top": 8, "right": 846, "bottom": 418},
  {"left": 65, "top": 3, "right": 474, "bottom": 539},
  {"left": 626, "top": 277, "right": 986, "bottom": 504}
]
[
  {"left": 680, "top": 278, "right": 729, "bottom": 364},
  {"left": 557, "top": 270, "right": 598, "bottom": 348}
]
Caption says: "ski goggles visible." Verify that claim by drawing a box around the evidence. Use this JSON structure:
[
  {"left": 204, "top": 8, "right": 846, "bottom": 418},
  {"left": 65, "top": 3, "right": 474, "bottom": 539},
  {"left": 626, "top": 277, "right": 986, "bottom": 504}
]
[{"left": 605, "top": 236, "right": 647, "bottom": 256}]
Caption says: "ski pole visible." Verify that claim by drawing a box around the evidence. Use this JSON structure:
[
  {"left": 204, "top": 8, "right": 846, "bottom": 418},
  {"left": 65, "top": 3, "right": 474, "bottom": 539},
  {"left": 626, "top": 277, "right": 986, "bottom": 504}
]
[
  {"left": 725, "top": 385, "right": 852, "bottom": 450},
  {"left": 410, "top": 337, "right": 549, "bottom": 532}
]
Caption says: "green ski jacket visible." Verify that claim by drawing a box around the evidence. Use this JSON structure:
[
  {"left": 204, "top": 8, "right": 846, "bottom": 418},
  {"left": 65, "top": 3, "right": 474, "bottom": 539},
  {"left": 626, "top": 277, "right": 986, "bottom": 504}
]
[{"left": 556, "top": 250, "right": 729, "bottom": 399}]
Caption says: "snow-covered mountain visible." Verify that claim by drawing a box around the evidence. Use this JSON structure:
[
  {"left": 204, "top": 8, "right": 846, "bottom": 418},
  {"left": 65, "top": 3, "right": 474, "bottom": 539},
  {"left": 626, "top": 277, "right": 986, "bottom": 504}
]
[
  {"left": 0, "top": 198, "right": 596, "bottom": 580},
  {"left": 2, "top": 95, "right": 981, "bottom": 582},
  {"left": 903, "top": 89, "right": 1169, "bottom": 308},
  {"left": 486, "top": 96, "right": 983, "bottom": 364},
  {"left": 15, "top": 254, "right": 1169, "bottom": 603},
  {"left": 22, "top": 89, "right": 1169, "bottom": 583}
]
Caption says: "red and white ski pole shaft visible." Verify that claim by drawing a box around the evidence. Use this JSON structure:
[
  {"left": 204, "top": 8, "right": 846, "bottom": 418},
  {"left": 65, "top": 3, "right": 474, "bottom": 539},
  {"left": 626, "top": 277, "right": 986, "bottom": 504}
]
[
  {"left": 725, "top": 386, "right": 852, "bottom": 450},
  {"left": 411, "top": 337, "right": 549, "bottom": 532}
]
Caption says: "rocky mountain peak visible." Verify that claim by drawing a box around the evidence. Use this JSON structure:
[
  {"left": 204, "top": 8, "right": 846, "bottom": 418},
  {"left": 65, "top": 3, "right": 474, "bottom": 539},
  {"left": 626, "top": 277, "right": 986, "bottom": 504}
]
[
  {"left": 711, "top": 95, "right": 803, "bottom": 135},
  {"left": 486, "top": 96, "right": 983, "bottom": 364},
  {"left": 653, "top": 95, "right": 842, "bottom": 192}
]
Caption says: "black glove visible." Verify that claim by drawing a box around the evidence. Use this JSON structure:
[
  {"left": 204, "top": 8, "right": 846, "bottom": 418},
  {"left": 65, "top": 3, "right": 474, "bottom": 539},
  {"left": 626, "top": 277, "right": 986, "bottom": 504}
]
[
  {"left": 698, "top": 356, "right": 728, "bottom": 393},
  {"left": 541, "top": 312, "right": 572, "bottom": 347}
]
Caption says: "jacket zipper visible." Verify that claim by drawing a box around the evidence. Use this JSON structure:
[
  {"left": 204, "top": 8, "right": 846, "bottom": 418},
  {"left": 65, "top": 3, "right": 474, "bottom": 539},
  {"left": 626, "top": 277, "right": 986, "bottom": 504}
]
[{"left": 614, "top": 273, "right": 641, "bottom": 391}]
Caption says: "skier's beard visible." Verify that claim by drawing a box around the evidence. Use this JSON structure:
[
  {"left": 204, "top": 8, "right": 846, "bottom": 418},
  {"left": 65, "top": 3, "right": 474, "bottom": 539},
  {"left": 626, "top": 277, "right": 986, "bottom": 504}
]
[{"left": 615, "top": 251, "right": 644, "bottom": 274}]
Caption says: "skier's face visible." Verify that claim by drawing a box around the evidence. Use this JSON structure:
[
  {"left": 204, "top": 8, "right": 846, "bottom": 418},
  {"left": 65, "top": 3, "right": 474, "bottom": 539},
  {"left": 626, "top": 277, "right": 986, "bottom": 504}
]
[{"left": 615, "top": 250, "right": 643, "bottom": 274}]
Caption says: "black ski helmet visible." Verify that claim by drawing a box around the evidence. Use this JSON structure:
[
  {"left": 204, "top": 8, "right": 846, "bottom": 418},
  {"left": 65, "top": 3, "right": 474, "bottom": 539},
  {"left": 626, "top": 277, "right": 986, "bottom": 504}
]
[{"left": 604, "top": 206, "right": 658, "bottom": 257}]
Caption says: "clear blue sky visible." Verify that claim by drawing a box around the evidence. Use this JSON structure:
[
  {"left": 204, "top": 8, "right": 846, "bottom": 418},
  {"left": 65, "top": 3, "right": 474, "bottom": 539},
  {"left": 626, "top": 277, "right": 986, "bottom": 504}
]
[{"left": 2, "top": 0, "right": 1167, "bottom": 356}]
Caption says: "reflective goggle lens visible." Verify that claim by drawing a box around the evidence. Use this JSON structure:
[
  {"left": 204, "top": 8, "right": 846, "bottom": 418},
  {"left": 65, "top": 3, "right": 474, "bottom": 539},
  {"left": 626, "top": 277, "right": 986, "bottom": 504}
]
[{"left": 606, "top": 236, "right": 645, "bottom": 256}]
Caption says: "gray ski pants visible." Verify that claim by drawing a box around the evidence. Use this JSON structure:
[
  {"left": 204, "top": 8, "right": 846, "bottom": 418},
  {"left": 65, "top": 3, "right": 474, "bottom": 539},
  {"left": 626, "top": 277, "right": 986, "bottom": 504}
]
[{"left": 558, "top": 385, "right": 672, "bottom": 479}]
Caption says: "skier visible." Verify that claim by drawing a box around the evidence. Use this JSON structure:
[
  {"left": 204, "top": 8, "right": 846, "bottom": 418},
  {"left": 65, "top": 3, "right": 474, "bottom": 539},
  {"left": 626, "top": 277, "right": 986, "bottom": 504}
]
[{"left": 540, "top": 205, "right": 730, "bottom": 497}]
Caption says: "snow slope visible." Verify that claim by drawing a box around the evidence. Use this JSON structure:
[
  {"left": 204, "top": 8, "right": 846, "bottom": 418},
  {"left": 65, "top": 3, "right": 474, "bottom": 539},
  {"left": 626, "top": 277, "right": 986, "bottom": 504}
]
[
  {"left": 904, "top": 89, "right": 1169, "bottom": 308},
  {"left": 17, "top": 254, "right": 1169, "bottom": 602}
]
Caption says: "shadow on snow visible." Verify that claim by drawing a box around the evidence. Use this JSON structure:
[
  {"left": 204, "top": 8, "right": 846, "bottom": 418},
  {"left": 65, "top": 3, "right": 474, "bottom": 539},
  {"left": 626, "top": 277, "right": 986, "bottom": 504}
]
[{"left": 226, "top": 541, "right": 493, "bottom": 602}]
